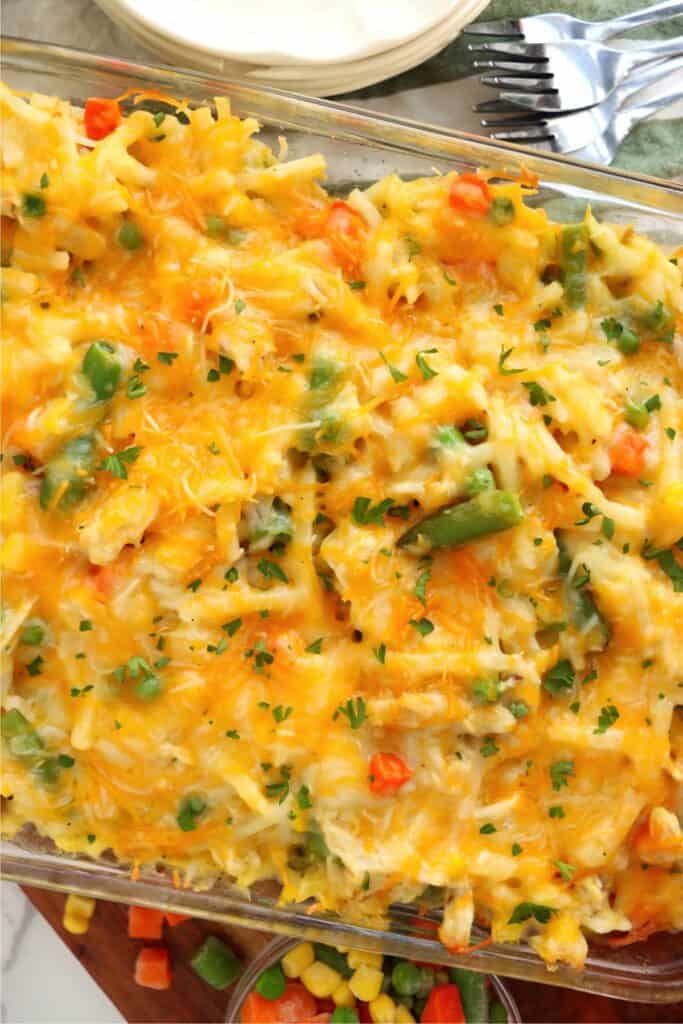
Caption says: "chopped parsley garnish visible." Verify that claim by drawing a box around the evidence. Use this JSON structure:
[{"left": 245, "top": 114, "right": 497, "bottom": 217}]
[
  {"left": 257, "top": 559, "right": 288, "bottom": 583},
  {"left": 472, "top": 676, "right": 501, "bottom": 703},
  {"left": 177, "top": 794, "right": 207, "bottom": 831},
  {"left": 508, "top": 902, "right": 557, "bottom": 925},
  {"left": 508, "top": 700, "right": 529, "bottom": 719},
  {"left": 352, "top": 496, "right": 395, "bottom": 526},
  {"left": 549, "top": 805, "right": 565, "bottom": 819},
  {"left": 416, "top": 349, "right": 438, "bottom": 381},
  {"left": 405, "top": 236, "right": 421, "bottom": 258},
  {"left": 373, "top": 643, "right": 387, "bottom": 664},
  {"left": 480, "top": 823, "right": 496, "bottom": 834},
  {"left": 273, "top": 705, "right": 293, "bottom": 723},
  {"left": 40, "top": 172, "right": 49, "bottom": 189},
  {"left": 380, "top": 351, "right": 407, "bottom": 383},
  {"left": 523, "top": 381, "right": 556, "bottom": 407},
  {"left": 550, "top": 759, "right": 575, "bottom": 791},
  {"left": 26, "top": 656, "right": 44, "bottom": 677},
  {"left": 187, "top": 578, "right": 202, "bottom": 592},
  {"left": 97, "top": 445, "right": 142, "bottom": 480},
  {"left": 601, "top": 318, "right": 640, "bottom": 355},
  {"left": 21, "top": 624, "right": 44, "bottom": 645},
  {"left": 409, "top": 617, "right": 434, "bottom": 637},
  {"left": 79, "top": 619, "right": 92, "bottom": 632},
  {"left": 349, "top": 280, "right": 366, "bottom": 290},
  {"left": 498, "top": 346, "right": 526, "bottom": 375},
  {"left": 22, "top": 193, "right": 46, "bottom": 218},
  {"left": 297, "top": 785, "right": 312, "bottom": 810},
  {"left": 235, "top": 298, "right": 245, "bottom": 315},
  {"left": 542, "top": 659, "right": 575, "bottom": 695},
  {"left": 511, "top": 843, "right": 523, "bottom": 856},
  {"left": 305, "top": 637, "right": 323, "bottom": 654},
  {"left": 157, "top": 351, "right": 179, "bottom": 365},
  {"left": 413, "top": 567, "right": 431, "bottom": 607},
  {"left": 594, "top": 703, "right": 620, "bottom": 734},
  {"left": 480, "top": 737, "right": 499, "bottom": 758},
  {"left": 126, "top": 376, "right": 147, "bottom": 399},
  {"left": 265, "top": 765, "right": 291, "bottom": 804},
  {"left": 554, "top": 860, "right": 576, "bottom": 881},
  {"left": 334, "top": 696, "right": 367, "bottom": 730},
  {"left": 225, "top": 567, "right": 239, "bottom": 583}
]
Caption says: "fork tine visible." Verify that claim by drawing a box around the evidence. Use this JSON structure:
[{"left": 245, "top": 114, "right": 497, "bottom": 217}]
[
  {"left": 479, "top": 111, "right": 549, "bottom": 128},
  {"left": 467, "top": 41, "right": 548, "bottom": 58},
  {"left": 473, "top": 60, "right": 552, "bottom": 76},
  {"left": 489, "top": 126, "right": 555, "bottom": 143},
  {"left": 474, "top": 97, "right": 542, "bottom": 114},
  {"left": 480, "top": 75, "right": 558, "bottom": 94},
  {"left": 462, "top": 18, "right": 523, "bottom": 36}
]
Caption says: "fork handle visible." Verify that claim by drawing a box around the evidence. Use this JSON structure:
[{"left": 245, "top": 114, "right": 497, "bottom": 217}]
[
  {"left": 616, "top": 86, "right": 683, "bottom": 134},
  {"left": 584, "top": 1, "right": 683, "bottom": 42},
  {"left": 615, "top": 53, "right": 683, "bottom": 102}
]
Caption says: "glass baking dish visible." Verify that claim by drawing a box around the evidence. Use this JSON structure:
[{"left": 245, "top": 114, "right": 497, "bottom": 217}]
[{"left": 2, "top": 35, "right": 683, "bottom": 1005}]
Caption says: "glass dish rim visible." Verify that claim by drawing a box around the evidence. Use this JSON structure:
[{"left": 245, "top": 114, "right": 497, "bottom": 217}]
[
  {"left": 2, "top": 34, "right": 683, "bottom": 1006},
  {"left": 223, "top": 935, "right": 523, "bottom": 1023}
]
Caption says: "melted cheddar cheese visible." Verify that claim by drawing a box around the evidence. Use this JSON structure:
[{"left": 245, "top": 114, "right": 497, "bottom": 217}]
[{"left": 2, "top": 83, "right": 683, "bottom": 969}]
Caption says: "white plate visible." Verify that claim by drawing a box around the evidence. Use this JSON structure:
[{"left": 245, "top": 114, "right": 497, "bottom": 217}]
[
  {"left": 96, "top": 0, "right": 490, "bottom": 96},
  {"left": 102, "top": 0, "right": 466, "bottom": 67}
]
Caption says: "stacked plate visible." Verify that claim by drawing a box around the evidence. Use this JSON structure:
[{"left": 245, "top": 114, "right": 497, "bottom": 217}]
[{"left": 96, "top": 0, "right": 491, "bottom": 95}]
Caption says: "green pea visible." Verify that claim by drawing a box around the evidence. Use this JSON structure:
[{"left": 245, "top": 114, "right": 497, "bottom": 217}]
[
  {"left": 391, "top": 961, "right": 422, "bottom": 996},
  {"left": 20, "top": 623, "right": 45, "bottom": 646},
  {"left": 616, "top": 328, "right": 640, "bottom": 355},
  {"left": 255, "top": 963, "right": 286, "bottom": 1000},
  {"left": 117, "top": 220, "right": 143, "bottom": 251},
  {"left": 331, "top": 1009, "right": 359, "bottom": 1024},
  {"left": 489, "top": 197, "right": 515, "bottom": 226},
  {"left": 22, "top": 193, "right": 46, "bottom": 218},
  {"left": 134, "top": 674, "right": 163, "bottom": 700},
  {"left": 624, "top": 398, "right": 649, "bottom": 431},
  {"left": 82, "top": 341, "right": 122, "bottom": 401}
]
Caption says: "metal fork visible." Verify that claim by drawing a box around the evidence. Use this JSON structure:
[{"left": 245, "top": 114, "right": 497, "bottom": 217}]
[
  {"left": 465, "top": 0, "right": 683, "bottom": 45},
  {"left": 483, "top": 56, "right": 683, "bottom": 155},
  {"left": 470, "top": 36, "right": 683, "bottom": 112}
]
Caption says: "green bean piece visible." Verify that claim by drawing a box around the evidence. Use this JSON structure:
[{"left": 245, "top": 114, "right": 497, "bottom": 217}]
[
  {"left": 255, "top": 963, "right": 286, "bottom": 1000},
  {"left": 466, "top": 467, "right": 495, "bottom": 497},
  {"left": 489, "top": 197, "right": 515, "bottom": 226},
  {"left": 561, "top": 224, "right": 588, "bottom": 308},
  {"left": 313, "top": 944, "right": 353, "bottom": 978},
  {"left": 82, "top": 341, "right": 121, "bottom": 401},
  {"left": 398, "top": 490, "right": 524, "bottom": 552},
  {"left": 624, "top": 398, "right": 649, "bottom": 431},
  {"left": 1, "top": 708, "right": 45, "bottom": 758},
  {"left": 392, "top": 961, "right": 422, "bottom": 996},
  {"left": 555, "top": 532, "right": 609, "bottom": 652},
  {"left": 489, "top": 999, "right": 508, "bottom": 1024},
  {"left": 450, "top": 967, "right": 489, "bottom": 1023},
  {"left": 191, "top": 936, "right": 242, "bottom": 989},
  {"left": 39, "top": 435, "right": 96, "bottom": 512}
]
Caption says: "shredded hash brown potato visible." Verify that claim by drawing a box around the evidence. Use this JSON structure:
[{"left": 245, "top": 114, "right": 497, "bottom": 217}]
[{"left": 2, "top": 83, "right": 683, "bottom": 969}]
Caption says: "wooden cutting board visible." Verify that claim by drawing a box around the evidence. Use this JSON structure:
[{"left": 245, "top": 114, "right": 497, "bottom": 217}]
[{"left": 23, "top": 886, "right": 683, "bottom": 1024}]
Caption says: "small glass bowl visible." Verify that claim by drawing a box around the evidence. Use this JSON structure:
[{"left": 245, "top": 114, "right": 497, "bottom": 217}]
[{"left": 225, "top": 936, "right": 522, "bottom": 1023}]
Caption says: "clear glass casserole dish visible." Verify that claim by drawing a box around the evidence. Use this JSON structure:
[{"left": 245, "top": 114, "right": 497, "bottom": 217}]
[{"left": 2, "top": 34, "right": 683, "bottom": 1006}]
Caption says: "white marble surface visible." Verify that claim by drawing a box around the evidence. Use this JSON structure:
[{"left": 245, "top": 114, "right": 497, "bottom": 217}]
[{"left": 1, "top": 882, "right": 123, "bottom": 1023}]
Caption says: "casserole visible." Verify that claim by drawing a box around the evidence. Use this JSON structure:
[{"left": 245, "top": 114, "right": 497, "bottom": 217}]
[{"left": 1, "top": 36, "right": 683, "bottom": 1003}]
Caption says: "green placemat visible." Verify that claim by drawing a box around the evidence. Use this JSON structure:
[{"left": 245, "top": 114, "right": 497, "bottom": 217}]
[{"left": 341, "top": 0, "right": 683, "bottom": 179}]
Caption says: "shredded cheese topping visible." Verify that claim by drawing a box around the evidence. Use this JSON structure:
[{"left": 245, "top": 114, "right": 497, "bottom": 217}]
[{"left": 2, "top": 83, "right": 683, "bottom": 968}]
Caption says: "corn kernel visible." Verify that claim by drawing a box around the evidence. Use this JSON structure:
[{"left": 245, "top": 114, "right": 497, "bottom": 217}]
[
  {"left": 62, "top": 894, "right": 96, "bottom": 934},
  {"left": 349, "top": 965, "right": 384, "bottom": 1003},
  {"left": 370, "top": 993, "right": 397, "bottom": 1023},
  {"left": 347, "top": 950, "right": 383, "bottom": 971},
  {"left": 332, "top": 981, "right": 355, "bottom": 1008},
  {"left": 282, "top": 942, "right": 315, "bottom": 979},
  {"left": 396, "top": 1005, "right": 415, "bottom": 1023},
  {"left": 301, "top": 961, "right": 342, "bottom": 998}
]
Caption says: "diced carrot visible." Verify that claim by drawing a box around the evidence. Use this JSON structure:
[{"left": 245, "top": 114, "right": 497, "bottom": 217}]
[
  {"left": 324, "top": 200, "right": 367, "bottom": 275},
  {"left": 241, "top": 983, "right": 317, "bottom": 1023},
  {"left": 84, "top": 98, "right": 121, "bottom": 140},
  {"left": 128, "top": 905, "right": 164, "bottom": 940},
  {"left": 609, "top": 426, "right": 648, "bottom": 478},
  {"left": 134, "top": 946, "right": 172, "bottom": 990},
  {"left": 368, "top": 752, "right": 412, "bottom": 795},
  {"left": 421, "top": 984, "right": 466, "bottom": 1023},
  {"left": 448, "top": 174, "right": 491, "bottom": 216},
  {"left": 165, "top": 912, "right": 191, "bottom": 927},
  {"left": 88, "top": 563, "right": 119, "bottom": 599}
]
